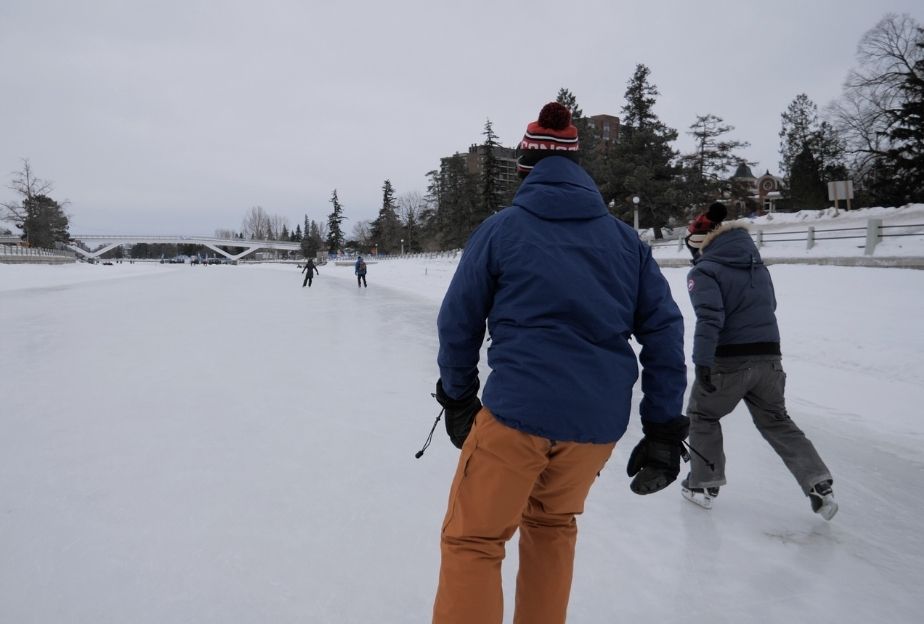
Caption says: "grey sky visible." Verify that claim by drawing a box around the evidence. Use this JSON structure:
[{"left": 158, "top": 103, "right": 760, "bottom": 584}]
[{"left": 1, "top": 0, "right": 920, "bottom": 236}]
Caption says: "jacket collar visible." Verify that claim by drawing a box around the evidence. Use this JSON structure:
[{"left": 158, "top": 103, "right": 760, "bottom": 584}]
[{"left": 511, "top": 157, "right": 607, "bottom": 221}]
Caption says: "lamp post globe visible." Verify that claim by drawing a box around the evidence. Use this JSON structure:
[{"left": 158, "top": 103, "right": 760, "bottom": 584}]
[{"left": 632, "top": 196, "right": 640, "bottom": 231}]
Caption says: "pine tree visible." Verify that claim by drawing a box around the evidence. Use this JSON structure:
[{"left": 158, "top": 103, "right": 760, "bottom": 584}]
[
  {"left": 556, "top": 87, "right": 600, "bottom": 186},
  {"left": 779, "top": 94, "right": 845, "bottom": 180},
  {"left": 1, "top": 160, "right": 69, "bottom": 248},
  {"left": 789, "top": 146, "right": 829, "bottom": 209},
  {"left": 437, "top": 154, "right": 478, "bottom": 249},
  {"left": 326, "top": 190, "right": 345, "bottom": 252},
  {"left": 603, "top": 64, "right": 682, "bottom": 235},
  {"left": 21, "top": 194, "right": 69, "bottom": 248},
  {"left": 681, "top": 114, "right": 752, "bottom": 208},
  {"left": 479, "top": 118, "right": 503, "bottom": 220},
  {"left": 370, "top": 180, "right": 401, "bottom": 254}
]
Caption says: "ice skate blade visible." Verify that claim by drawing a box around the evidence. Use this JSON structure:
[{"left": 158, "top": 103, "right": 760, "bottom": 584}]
[{"left": 681, "top": 487, "right": 713, "bottom": 510}]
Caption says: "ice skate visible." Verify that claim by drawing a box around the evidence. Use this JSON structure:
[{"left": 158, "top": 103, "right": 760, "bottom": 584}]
[
  {"left": 681, "top": 474, "right": 719, "bottom": 509},
  {"left": 809, "top": 480, "right": 838, "bottom": 521}
]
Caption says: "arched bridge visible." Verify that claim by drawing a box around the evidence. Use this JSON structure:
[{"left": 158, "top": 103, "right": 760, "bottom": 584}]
[{"left": 68, "top": 235, "right": 302, "bottom": 260}]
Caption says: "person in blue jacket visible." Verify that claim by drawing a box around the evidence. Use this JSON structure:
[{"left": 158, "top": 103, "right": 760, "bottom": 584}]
[
  {"left": 430, "top": 102, "right": 689, "bottom": 624},
  {"left": 354, "top": 255, "right": 367, "bottom": 288},
  {"left": 682, "top": 221, "right": 837, "bottom": 520}
]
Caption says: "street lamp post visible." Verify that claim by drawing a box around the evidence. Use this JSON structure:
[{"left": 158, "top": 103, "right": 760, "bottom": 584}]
[
  {"left": 632, "top": 196, "right": 640, "bottom": 232},
  {"left": 400, "top": 238, "right": 404, "bottom": 255}
]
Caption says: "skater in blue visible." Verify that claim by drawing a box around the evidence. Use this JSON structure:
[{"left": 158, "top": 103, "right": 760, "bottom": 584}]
[
  {"left": 431, "top": 102, "right": 689, "bottom": 624},
  {"left": 355, "top": 256, "right": 367, "bottom": 288}
]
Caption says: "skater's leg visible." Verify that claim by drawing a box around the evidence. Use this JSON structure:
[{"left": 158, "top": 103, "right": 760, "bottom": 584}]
[
  {"left": 685, "top": 360, "right": 749, "bottom": 488},
  {"left": 514, "top": 440, "right": 614, "bottom": 624},
  {"left": 743, "top": 358, "right": 832, "bottom": 494},
  {"left": 433, "top": 409, "right": 546, "bottom": 624}
]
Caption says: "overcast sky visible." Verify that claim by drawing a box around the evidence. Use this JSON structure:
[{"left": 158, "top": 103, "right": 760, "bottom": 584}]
[{"left": 1, "top": 0, "right": 920, "bottom": 236}]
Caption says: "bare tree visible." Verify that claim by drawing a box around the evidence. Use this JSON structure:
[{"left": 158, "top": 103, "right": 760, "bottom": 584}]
[
  {"left": 398, "top": 191, "right": 425, "bottom": 226},
  {"left": 2, "top": 159, "right": 54, "bottom": 228},
  {"left": 351, "top": 219, "right": 371, "bottom": 246},
  {"left": 214, "top": 228, "right": 238, "bottom": 240},
  {"left": 268, "top": 214, "right": 290, "bottom": 240},
  {"left": 828, "top": 13, "right": 923, "bottom": 175},
  {"left": 241, "top": 206, "right": 272, "bottom": 240}
]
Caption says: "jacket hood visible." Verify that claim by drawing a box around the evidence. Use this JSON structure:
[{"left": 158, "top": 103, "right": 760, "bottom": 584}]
[
  {"left": 696, "top": 223, "right": 764, "bottom": 268},
  {"left": 511, "top": 156, "right": 608, "bottom": 221}
]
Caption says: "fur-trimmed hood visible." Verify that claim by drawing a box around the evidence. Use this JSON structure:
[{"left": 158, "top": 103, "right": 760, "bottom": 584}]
[
  {"left": 695, "top": 222, "right": 764, "bottom": 268},
  {"left": 700, "top": 221, "right": 750, "bottom": 250}
]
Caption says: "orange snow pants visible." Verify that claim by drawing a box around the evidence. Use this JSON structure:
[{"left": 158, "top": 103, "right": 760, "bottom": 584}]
[{"left": 432, "top": 408, "right": 616, "bottom": 624}]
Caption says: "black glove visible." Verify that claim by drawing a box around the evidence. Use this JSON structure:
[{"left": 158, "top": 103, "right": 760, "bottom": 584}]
[
  {"left": 695, "top": 365, "right": 716, "bottom": 393},
  {"left": 626, "top": 416, "right": 690, "bottom": 495},
  {"left": 435, "top": 379, "right": 482, "bottom": 449}
]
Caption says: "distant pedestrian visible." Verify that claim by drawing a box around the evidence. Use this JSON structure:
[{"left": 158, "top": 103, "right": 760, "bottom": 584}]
[
  {"left": 682, "top": 220, "right": 838, "bottom": 520},
  {"left": 355, "top": 256, "right": 367, "bottom": 288},
  {"left": 302, "top": 258, "right": 319, "bottom": 287}
]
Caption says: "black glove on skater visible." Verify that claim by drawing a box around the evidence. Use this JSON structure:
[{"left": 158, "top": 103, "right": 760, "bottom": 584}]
[
  {"left": 695, "top": 365, "right": 716, "bottom": 393},
  {"left": 626, "top": 416, "right": 690, "bottom": 495},
  {"left": 435, "top": 379, "right": 482, "bottom": 449}
]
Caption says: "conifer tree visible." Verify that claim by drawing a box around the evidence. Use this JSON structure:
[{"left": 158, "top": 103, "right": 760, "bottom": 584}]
[
  {"left": 556, "top": 88, "right": 600, "bottom": 183},
  {"left": 788, "top": 146, "right": 829, "bottom": 209},
  {"left": 439, "top": 154, "right": 478, "bottom": 249},
  {"left": 479, "top": 118, "right": 503, "bottom": 220},
  {"left": 326, "top": 190, "right": 345, "bottom": 252},
  {"left": 604, "top": 64, "right": 682, "bottom": 235},
  {"left": 370, "top": 180, "right": 401, "bottom": 254},
  {"left": 1, "top": 160, "right": 70, "bottom": 248},
  {"left": 778, "top": 94, "right": 845, "bottom": 180},
  {"left": 681, "top": 114, "right": 752, "bottom": 208}
]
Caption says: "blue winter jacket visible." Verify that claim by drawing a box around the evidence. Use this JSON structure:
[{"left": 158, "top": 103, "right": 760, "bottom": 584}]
[
  {"left": 687, "top": 225, "right": 781, "bottom": 367},
  {"left": 437, "top": 157, "right": 686, "bottom": 443}
]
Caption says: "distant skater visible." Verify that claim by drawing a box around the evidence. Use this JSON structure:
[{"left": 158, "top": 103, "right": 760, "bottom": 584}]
[
  {"left": 355, "top": 256, "right": 367, "bottom": 288},
  {"left": 302, "top": 258, "right": 319, "bottom": 287}
]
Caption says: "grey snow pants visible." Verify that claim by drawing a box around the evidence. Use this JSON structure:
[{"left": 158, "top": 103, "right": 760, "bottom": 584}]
[{"left": 686, "top": 355, "right": 832, "bottom": 494}]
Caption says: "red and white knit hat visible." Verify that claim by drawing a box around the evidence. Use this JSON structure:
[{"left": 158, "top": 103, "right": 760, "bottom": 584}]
[{"left": 516, "top": 102, "right": 580, "bottom": 175}]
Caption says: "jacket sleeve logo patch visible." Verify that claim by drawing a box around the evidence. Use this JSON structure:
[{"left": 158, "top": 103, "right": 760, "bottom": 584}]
[{"left": 688, "top": 278, "right": 695, "bottom": 292}]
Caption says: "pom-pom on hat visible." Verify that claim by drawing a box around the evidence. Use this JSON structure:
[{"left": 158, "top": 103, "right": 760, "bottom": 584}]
[
  {"left": 516, "top": 102, "right": 580, "bottom": 175},
  {"left": 686, "top": 202, "right": 728, "bottom": 252},
  {"left": 706, "top": 201, "right": 727, "bottom": 223}
]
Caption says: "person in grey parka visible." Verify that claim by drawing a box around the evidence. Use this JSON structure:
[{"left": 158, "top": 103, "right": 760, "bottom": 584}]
[{"left": 683, "top": 221, "right": 838, "bottom": 520}]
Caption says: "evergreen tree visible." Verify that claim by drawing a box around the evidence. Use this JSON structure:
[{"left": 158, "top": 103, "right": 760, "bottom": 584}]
[
  {"left": 326, "top": 190, "right": 346, "bottom": 252},
  {"left": 789, "top": 146, "right": 829, "bottom": 209},
  {"left": 603, "top": 64, "right": 682, "bottom": 235},
  {"left": 1, "top": 160, "right": 70, "bottom": 248},
  {"left": 479, "top": 119, "right": 503, "bottom": 219},
  {"left": 779, "top": 94, "right": 845, "bottom": 180},
  {"left": 420, "top": 169, "right": 443, "bottom": 250},
  {"left": 21, "top": 194, "right": 69, "bottom": 248},
  {"left": 681, "top": 114, "right": 752, "bottom": 208},
  {"left": 293, "top": 223, "right": 302, "bottom": 242},
  {"left": 437, "top": 154, "right": 478, "bottom": 249},
  {"left": 556, "top": 87, "right": 600, "bottom": 186},
  {"left": 370, "top": 179, "right": 402, "bottom": 254}
]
